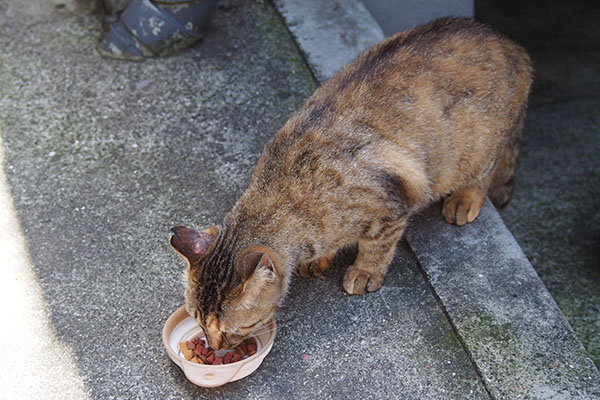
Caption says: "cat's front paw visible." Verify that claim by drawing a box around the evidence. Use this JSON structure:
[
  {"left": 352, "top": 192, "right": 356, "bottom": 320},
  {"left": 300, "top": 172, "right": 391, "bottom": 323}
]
[
  {"left": 343, "top": 266, "right": 384, "bottom": 295},
  {"left": 297, "top": 257, "right": 331, "bottom": 278}
]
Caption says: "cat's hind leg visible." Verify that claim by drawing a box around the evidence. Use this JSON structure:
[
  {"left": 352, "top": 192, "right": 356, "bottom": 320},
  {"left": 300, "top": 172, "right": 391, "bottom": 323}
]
[
  {"left": 297, "top": 256, "right": 331, "bottom": 277},
  {"left": 442, "top": 164, "right": 496, "bottom": 226},
  {"left": 444, "top": 107, "right": 524, "bottom": 223},
  {"left": 343, "top": 218, "right": 408, "bottom": 295},
  {"left": 442, "top": 185, "right": 489, "bottom": 226}
]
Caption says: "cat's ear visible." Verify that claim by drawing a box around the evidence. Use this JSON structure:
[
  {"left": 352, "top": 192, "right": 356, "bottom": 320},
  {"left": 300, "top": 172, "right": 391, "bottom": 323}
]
[
  {"left": 239, "top": 249, "right": 275, "bottom": 280},
  {"left": 169, "top": 225, "right": 219, "bottom": 265},
  {"left": 236, "top": 246, "right": 281, "bottom": 308}
]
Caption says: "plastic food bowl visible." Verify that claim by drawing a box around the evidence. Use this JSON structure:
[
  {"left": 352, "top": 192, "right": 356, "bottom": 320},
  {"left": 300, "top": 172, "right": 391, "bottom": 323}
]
[{"left": 162, "top": 306, "right": 276, "bottom": 387}]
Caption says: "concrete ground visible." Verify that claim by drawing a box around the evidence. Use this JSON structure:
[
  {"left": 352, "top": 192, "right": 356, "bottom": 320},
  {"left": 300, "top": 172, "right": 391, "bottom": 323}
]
[{"left": 0, "top": 0, "right": 598, "bottom": 399}]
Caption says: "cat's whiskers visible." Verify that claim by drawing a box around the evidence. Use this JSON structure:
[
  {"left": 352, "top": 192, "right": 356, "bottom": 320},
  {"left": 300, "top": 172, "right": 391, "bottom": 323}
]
[
  {"left": 221, "top": 331, "right": 233, "bottom": 348},
  {"left": 247, "top": 320, "right": 278, "bottom": 338}
]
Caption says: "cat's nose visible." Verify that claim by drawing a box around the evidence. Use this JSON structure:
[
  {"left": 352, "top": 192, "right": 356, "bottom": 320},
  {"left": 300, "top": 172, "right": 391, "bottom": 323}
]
[{"left": 205, "top": 333, "right": 223, "bottom": 350}]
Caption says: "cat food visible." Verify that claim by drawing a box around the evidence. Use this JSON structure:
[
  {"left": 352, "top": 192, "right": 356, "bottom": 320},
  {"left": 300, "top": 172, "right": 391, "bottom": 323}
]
[{"left": 179, "top": 337, "right": 258, "bottom": 365}]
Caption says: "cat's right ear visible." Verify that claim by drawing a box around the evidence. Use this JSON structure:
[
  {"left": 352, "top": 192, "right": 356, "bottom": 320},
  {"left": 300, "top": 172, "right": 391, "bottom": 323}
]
[{"left": 169, "top": 225, "right": 219, "bottom": 265}]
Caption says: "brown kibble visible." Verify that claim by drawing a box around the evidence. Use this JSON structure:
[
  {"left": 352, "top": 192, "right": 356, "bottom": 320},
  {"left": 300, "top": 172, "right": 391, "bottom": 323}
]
[
  {"left": 206, "top": 353, "right": 215, "bottom": 364},
  {"left": 179, "top": 335, "right": 258, "bottom": 365}
]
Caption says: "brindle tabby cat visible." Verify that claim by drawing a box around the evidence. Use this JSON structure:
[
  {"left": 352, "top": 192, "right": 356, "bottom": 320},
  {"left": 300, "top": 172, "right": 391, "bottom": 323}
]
[{"left": 170, "top": 18, "right": 532, "bottom": 349}]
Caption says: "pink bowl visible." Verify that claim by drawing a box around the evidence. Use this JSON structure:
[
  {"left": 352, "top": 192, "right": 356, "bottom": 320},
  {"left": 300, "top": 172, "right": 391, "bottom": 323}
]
[{"left": 162, "top": 306, "right": 276, "bottom": 387}]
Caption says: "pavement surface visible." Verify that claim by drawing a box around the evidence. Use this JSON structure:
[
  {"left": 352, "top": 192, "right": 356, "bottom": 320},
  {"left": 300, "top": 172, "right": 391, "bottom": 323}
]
[{"left": 0, "top": 0, "right": 598, "bottom": 399}]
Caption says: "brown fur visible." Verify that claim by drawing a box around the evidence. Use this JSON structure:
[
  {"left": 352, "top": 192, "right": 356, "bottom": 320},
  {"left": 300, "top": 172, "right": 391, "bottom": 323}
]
[{"left": 170, "top": 18, "right": 533, "bottom": 348}]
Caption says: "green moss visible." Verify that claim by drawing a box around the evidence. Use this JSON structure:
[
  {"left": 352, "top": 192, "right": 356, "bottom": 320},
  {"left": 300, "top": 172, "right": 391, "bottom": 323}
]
[
  {"left": 462, "top": 315, "right": 515, "bottom": 344},
  {"left": 255, "top": 1, "right": 318, "bottom": 91},
  {"left": 460, "top": 314, "right": 520, "bottom": 374},
  {"left": 473, "top": 315, "right": 513, "bottom": 341},
  {"left": 439, "top": 325, "right": 460, "bottom": 351}
]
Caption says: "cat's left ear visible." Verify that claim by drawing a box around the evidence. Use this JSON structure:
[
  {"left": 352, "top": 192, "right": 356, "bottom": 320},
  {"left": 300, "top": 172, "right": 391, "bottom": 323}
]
[
  {"left": 239, "top": 250, "right": 272, "bottom": 277},
  {"left": 238, "top": 246, "right": 284, "bottom": 279},
  {"left": 236, "top": 246, "right": 282, "bottom": 308},
  {"left": 169, "top": 225, "right": 220, "bottom": 266}
]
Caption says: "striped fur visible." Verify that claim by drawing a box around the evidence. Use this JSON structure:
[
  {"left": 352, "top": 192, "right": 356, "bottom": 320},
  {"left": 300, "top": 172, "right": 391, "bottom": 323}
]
[{"left": 172, "top": 18, "right": 533, "bottom": 348}]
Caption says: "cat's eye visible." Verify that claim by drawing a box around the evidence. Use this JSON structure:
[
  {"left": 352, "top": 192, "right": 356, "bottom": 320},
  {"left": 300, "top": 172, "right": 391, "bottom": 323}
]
[{"left": 240, "top": 319, "right": 262, "bottom": 331}]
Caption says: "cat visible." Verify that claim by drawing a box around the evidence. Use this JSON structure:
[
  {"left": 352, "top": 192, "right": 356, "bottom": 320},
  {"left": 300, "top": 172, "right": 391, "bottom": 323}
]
[{"left": 169, "top": 18, "right": 533, "bottom": 350}]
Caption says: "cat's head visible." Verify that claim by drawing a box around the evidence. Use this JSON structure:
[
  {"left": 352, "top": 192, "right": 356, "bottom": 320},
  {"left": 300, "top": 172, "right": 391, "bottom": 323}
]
[{"left": 169, "top": 225, "right": 284, "bottom": 349}]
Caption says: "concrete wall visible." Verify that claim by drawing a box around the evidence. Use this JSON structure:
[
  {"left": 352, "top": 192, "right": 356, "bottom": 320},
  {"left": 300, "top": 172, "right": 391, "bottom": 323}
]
[{"left": 361, "top": 0, "right": 473, "bottom": 35}]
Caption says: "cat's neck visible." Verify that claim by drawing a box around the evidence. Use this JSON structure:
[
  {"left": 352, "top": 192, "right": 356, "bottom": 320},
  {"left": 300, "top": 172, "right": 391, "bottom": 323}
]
[{"left": 224, "top": 192, "right": 313, "bottom": 275}]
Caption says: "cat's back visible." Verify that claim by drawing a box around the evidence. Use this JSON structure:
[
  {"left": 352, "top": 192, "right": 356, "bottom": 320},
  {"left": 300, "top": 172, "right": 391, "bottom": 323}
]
[
  {"left": 333, "top": 17, "right": 532, "bottom": 94},
  {"left": 273, "top": 18, "right": 531, "bottom": 147},
  {"left": 227, "top": 18, "right": 534, "bottom": 261},
  {"left": 245, "top": 18, "right": 532, "bottom": 212},
  {"left": 327, "top": 17, "right": 532, "bottom": 130}
]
